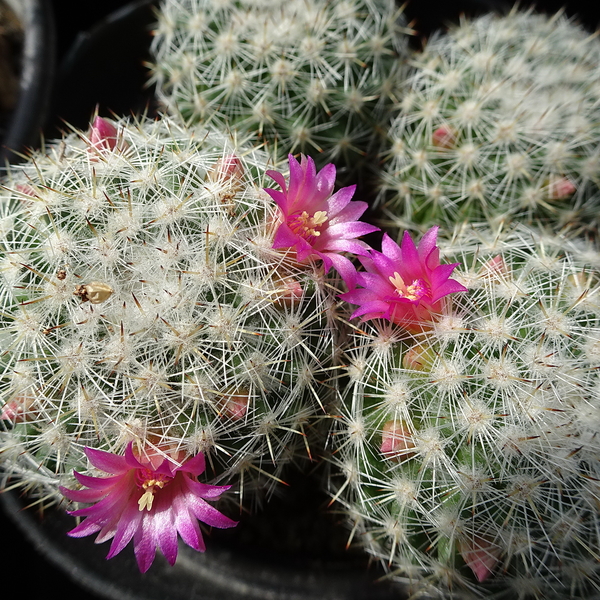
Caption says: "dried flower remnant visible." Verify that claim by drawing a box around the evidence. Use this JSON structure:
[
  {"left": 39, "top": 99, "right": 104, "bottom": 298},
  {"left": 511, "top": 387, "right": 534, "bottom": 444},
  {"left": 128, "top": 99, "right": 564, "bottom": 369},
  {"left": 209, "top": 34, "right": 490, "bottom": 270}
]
[
  {"left": 60, "top": 443, "right": 237, "bottom": 573},
  {"left": 341, "top": 226, "right": 467, "bottom": 332},
  {"left": 73, "top": 282, "right": 113, "bottom": 304},
  {"left": 264, "top": 154, "right": 379, "bottom": 288}
]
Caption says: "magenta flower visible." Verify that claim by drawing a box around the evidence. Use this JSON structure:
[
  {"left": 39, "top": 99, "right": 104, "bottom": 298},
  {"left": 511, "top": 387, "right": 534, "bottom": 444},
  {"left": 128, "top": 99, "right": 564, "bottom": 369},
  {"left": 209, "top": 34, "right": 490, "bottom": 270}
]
[
  {"left": 264, "top": 154, "right": 378, "bottom": 288},
  {"left": 59, "top": 443, "right": 237, "bottom": 573},
  {"left": 340, "top": 227, "right": 467, "bottom": 332}
]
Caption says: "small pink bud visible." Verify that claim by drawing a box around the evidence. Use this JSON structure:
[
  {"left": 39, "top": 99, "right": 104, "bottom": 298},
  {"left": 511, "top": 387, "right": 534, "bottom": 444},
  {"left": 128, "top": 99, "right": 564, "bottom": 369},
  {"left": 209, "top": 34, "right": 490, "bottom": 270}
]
[
  {"left": 89, "top": 116, "right": 119, "bottom": 151},
  {"left": 15, "top": 184, "right": 37, "bottom": 197},
  {"left": 273, "top": 274, "right": 303, "bottom": 308},
  {"left": 479, "top": 254, "right": 508, "bottom": 278},
  {"left": 1, "top": 395, "right": 37, "bottom": 422},
  {"left": 432, "top": 125, "right": 456, "bottom": 149},
  {"left": 402, "top": 343, "right": 436, "bottom": 371},
  {"left": 209, "top": 154, "right": 244, "bottom": 184},
  {"left": 547, "top": 176, "right": 576, "bottom": 200},
  {"left": 380, "top": 420, "right": 416, "bottom": 462},
  {"left": 459, "top": 536, "right": 500, "bottom": 582},
  {"left": 219, "top": 389, "right": 250, "bottom": 420}
]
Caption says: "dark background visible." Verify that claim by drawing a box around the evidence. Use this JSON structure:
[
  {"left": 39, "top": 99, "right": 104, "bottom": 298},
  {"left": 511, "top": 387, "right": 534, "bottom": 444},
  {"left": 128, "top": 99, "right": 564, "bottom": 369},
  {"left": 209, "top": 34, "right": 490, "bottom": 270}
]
[{"left": 2, "top": 1, "right": 600, "bottom": 599}]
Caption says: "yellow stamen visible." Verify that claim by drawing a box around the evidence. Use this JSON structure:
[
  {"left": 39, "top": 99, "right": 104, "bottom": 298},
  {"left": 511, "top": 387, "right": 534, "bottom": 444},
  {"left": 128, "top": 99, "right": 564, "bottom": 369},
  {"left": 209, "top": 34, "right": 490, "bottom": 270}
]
[
  {"left": 137, "top": 478, "right": 167, "bottom": 512},
  {"left": 290, "top": 210, "right": 328, "bottom": 239},
  {"left": 389, "top": 272, "right": 405, "bottom": 290},
  {"left": 389, "top": 272, "right": 426, "bottom": 301},
  {"left": 138, "top": 490, "right": 155, "bottom": 511}
]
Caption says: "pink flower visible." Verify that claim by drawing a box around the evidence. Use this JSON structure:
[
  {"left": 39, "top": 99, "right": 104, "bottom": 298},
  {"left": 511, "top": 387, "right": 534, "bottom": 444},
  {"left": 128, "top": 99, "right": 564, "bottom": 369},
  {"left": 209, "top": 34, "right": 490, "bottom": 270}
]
[
  {"left": 340, "top": 227, "right": 467, "bottom": 332},
  {"left": 59, "top": 442, "right": 237, "bottom": 573},
  {"left": 264, "top": 154, "right": 378, "bottom": 288}
]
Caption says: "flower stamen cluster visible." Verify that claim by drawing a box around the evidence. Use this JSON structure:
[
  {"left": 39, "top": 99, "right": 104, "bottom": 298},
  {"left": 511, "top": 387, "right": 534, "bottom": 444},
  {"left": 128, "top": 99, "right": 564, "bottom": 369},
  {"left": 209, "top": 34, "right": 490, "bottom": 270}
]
[
  {"left": 389, "top": 273, "right": 427, "bottom": 301},
  {"left": 289, "top": 209, "right": 328, "bottom": 241}
]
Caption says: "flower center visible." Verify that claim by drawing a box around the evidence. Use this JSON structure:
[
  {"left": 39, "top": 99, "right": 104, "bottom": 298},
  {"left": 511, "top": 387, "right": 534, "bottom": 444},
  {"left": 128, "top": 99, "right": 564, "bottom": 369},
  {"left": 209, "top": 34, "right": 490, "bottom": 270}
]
[
  {"left": 288, "top": 210, "right": 328, "bottom": 242},
  {"left": 389, "top": 272, "right": 427, "bottom": 301},
  {"left": 137, "top": 470, "right": 172, "bottom": 511}
]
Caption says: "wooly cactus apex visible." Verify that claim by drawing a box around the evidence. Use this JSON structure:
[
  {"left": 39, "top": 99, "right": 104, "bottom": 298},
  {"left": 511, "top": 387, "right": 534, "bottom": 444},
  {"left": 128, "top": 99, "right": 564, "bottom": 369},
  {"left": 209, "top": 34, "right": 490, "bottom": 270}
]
[
  {"left": 376, "top": 7, "right": 600, "bottom": 233},
  {"left": 330, "top": 221, "right": 600, "bottom": 599},
  {"left": 149, "top": 0, "right": 410, "bottom": 179},
  {"left": 0, "top": 114, "right": 342, "bottom": 512}
]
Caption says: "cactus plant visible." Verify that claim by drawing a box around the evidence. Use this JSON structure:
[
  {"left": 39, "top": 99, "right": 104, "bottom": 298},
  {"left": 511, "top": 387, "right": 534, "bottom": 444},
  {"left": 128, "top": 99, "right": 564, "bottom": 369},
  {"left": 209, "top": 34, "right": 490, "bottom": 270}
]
[
  {"left": 331, "top": 221, "right": 600, "bottom": 599},
  {"left": 148, "top": 0, "right": 410, "bottom": 180},
  {"left": 376, "top": 7, "right": 600, "bottom": 233},
  {"left": 0, "top": 114, "right": 344, "bottom": 521}
]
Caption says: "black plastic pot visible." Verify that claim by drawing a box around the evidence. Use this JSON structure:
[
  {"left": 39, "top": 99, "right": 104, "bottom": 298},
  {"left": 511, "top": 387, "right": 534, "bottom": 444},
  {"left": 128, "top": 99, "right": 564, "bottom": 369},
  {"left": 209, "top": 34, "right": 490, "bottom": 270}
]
[
  {"left": 45, "top": 0, "right": 157, "bottom": 139},
  {"left": 0, "top": 467, "right": 404, "bottom": 600},
  {"left": 0, "top": 0, "right": 55, "bottom": 164}
]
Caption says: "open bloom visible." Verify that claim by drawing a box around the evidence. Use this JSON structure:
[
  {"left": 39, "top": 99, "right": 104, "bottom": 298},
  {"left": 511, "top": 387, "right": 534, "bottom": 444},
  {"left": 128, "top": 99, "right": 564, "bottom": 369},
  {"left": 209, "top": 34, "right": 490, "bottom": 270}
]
[
  {"left": 60, "top": 443, "right": 237, "bottom": 573},
  {"left": 264, "top": 154, "right": 378, "bottom": 288},
  {"left": 340, "top": 227, "right": 467, "bottom": 331}
]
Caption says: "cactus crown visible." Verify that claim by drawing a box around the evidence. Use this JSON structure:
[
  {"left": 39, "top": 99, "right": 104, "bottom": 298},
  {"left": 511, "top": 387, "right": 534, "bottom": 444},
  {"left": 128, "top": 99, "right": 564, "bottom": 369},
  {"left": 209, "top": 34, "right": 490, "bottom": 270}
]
[{"left": 377, "top": 8, "right": 600, "bottom": 233}]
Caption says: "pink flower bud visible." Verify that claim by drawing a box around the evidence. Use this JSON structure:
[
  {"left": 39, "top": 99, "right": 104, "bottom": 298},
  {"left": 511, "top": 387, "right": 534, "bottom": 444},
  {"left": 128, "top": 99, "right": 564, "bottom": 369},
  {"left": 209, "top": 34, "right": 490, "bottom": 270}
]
[
  {"left": 209, "top": 154, "right": 244, "bottom": 184},
  {"left": 458, "top": 536, "right": 500, "bottom": 582},
  {"left": 402, "top": 343, "right": 436, "bottom": 371},
  {"left": 479, "top": 254, "right": 508, "bottom": 279},
  {"left": 89, "top": 116, "right": 119, "bottom": 151},
  {"left": 87, "top": 117, "right": 128, "bottom": 160},
  {"left": 380, "top": 420, "right": 416, "bottom": 462},
  {"left": 219, "top": 389, "right": 250, "bottom": 420},
  {"left": 273, "top": 274, "right": 303, "bottom": 308},
  {"left": 1, "top": 395, "right": 37, "bottom": 422},
  {"left": 547, "top": 176, "right": 576, "bottom": 200},
  {"left": 15, "top": 184, "right": 37, "bottom": 197},
  {"left": 432, "top": 125, "right": 456, "bottom": 149}
]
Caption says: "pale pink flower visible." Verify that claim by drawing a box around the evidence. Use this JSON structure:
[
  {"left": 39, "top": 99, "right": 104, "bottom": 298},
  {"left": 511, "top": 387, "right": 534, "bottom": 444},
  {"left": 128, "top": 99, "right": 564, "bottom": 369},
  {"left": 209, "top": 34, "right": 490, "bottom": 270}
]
[
  {"left": 60, "top": 442, "right": 237, "bottom": 573},
  {"left": 340, "top": 227, "right": 467, "bottom": 332},
  {"left": 264, "top": 154, "right": 378, "bottom": 288}
]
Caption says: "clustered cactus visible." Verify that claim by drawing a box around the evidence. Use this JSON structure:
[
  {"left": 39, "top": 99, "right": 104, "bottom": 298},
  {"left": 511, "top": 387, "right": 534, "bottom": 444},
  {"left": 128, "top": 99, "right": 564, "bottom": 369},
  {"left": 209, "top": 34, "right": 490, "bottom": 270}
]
[
  {"left": 0, "top": 114, "right": 339, "bottom": 510},
  {"left": 376, "top": 8, "right": 600, "bottom": 233},
  {"left": 331, "top": 221, "right": 600, "bottom": 599},
  {"left": 149, "top": 0, "right": 410, "bottom": 177},
  {"left": 3, "top": 1, "right": 600, "bottom": 597}
]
